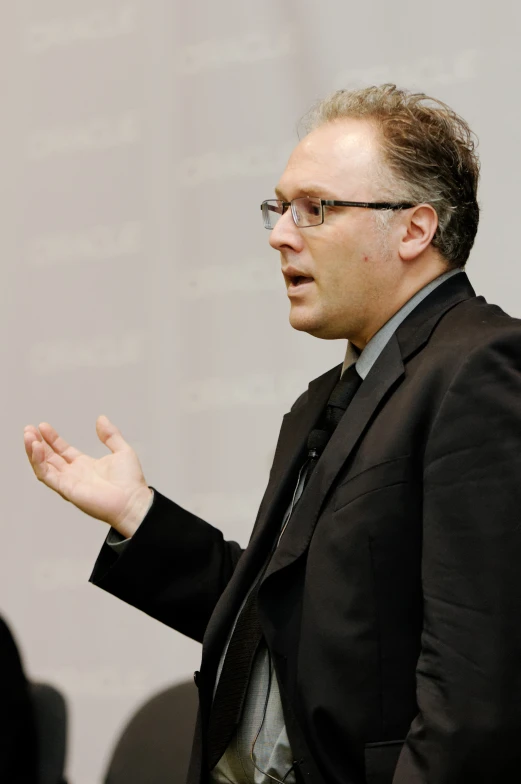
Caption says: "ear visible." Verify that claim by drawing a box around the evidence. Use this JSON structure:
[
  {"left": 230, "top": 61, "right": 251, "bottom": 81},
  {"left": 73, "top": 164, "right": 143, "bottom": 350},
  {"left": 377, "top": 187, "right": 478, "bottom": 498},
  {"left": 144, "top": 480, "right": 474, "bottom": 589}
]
[{"left": 398, "top": 204, "right": 438, "bottom": 261}]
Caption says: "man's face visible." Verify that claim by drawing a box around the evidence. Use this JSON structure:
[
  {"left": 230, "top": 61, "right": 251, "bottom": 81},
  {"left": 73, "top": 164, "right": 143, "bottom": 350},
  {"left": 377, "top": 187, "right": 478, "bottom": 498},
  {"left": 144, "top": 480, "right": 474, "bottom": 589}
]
[{"left": 270, "top": 118, "right": 403, "bottom": 347}]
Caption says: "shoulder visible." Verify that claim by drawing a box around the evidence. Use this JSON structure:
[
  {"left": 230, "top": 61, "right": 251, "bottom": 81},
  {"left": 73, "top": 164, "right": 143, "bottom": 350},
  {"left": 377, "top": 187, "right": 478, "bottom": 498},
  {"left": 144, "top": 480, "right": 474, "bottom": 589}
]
[
  {"left": 425, "top": 296, "right": 521, "bottom": 379},
  {"left": 424, "top": 297, "right": 521, "bottom": 430},
  {"left": 437, "top": 295, "right": 521, "bottom": 347},
  {"left": 399, "top": 294, "right": 521, "bottom": 420}
]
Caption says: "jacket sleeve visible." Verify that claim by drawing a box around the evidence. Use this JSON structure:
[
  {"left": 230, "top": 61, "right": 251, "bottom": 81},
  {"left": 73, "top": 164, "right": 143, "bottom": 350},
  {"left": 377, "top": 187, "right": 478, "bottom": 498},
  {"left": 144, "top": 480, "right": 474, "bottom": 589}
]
[
  {"left": 394, "top": 328, "right": 521, "bottom": 782},
  {"left": 89, "top": 489, "right": 244, "bottom": 643}
]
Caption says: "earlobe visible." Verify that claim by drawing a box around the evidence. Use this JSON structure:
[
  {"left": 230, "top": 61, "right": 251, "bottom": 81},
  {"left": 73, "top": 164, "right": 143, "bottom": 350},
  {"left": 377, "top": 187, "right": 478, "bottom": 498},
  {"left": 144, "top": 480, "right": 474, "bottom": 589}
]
[{"left": 399, "top": 204, "right": 438, "bottom": 261}]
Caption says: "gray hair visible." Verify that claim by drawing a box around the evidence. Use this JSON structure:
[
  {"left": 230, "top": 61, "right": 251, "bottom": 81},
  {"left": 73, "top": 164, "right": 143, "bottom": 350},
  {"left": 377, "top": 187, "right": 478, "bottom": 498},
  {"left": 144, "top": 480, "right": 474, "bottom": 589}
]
[{"left": 301, "top": 84, "right": 480, "bottom": 268}]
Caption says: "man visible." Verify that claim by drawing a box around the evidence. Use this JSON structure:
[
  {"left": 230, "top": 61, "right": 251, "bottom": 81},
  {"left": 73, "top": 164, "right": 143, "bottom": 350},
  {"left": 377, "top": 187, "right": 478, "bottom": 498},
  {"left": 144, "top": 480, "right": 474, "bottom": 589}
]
[{"left": 24, "top": 85, "right": 521, "bottom": 783}]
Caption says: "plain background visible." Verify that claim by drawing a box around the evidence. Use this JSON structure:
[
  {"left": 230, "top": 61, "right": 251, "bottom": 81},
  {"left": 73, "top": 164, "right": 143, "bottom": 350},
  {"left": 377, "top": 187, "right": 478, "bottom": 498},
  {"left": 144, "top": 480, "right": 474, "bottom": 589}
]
[{"left": 1, "top": 1, "right": 520, "bottom": 782}]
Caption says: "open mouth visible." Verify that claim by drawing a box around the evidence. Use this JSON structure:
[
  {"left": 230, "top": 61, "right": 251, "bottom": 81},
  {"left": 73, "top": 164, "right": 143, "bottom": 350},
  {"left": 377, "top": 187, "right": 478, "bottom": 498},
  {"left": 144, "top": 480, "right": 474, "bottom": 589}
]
[{"left": 290, "top": 276, "right": 314, "bottom": 286}]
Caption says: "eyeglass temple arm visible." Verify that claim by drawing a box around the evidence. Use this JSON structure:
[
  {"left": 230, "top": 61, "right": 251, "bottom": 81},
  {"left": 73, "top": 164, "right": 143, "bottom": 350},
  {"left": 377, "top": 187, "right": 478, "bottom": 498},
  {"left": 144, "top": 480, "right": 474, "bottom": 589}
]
[{"left": 322, "top": 200, "right": 414, "bottom": 210}]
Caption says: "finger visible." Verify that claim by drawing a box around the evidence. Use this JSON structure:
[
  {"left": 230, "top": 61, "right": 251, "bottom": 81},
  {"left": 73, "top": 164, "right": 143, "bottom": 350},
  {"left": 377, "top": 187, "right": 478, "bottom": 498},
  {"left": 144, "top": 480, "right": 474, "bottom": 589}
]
[
  {"left": 31, "top": 441, "right": 62, "bottom": 492},
  {"left": 23, "top": 426, "right": 42, "bottom": 460},
  {"left": 24, "top": 427, "right": 57, "bottom": 464},
  {"left": 25, "top": 425, "right": 73, "bottom": 466},
  {"left": 26, "top": 435, "right": 67, "bottom": 473},
  {"left": 24, "top": 425, "right": 42, "bottom": 439},
  {"left": 31, "top": 440, "right": 52, "bottom": 478},
  {"left": 38, "top": 422, "right": 82, "bottom": 463},
  {"left": 31, "top": 440, "right": 46, "bottom": 471},
  {"left": 96, "top": 415, "right": 130, "bottom": 454}
]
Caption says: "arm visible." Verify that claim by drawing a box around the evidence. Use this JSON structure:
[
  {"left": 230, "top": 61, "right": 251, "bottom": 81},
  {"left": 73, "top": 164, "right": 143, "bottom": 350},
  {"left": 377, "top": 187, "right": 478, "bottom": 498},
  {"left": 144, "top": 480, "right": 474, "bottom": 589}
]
[
  {"left": 90, "top": 489, "right": 243, "bottom": 642},
  {"left": 394, "top": 329, "right": 521, "bottom": 782},
  {"left": 23, "top": 416, "right": 243, "bottom": 642}
]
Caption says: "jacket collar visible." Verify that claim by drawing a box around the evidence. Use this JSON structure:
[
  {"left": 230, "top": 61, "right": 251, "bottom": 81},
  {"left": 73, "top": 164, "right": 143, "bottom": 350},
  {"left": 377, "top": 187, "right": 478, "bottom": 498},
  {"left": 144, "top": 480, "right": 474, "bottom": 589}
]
[{"left": 396, "top": 270, "right": 475, "bottom": 362}]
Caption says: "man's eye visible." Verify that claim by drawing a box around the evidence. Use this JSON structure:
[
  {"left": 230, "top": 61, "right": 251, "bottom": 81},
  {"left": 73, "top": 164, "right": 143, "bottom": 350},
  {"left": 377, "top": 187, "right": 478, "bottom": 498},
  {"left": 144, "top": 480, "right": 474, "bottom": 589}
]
[{"left": 303, "top": 202, "right": 321, "bottom": 218}]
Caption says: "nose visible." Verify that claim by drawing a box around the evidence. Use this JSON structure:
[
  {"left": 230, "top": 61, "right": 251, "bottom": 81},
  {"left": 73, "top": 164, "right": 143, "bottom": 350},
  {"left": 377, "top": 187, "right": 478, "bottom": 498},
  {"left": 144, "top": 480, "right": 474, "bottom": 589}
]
[{"left": 268, "top": 208, "right": 305, "bottom": 253}]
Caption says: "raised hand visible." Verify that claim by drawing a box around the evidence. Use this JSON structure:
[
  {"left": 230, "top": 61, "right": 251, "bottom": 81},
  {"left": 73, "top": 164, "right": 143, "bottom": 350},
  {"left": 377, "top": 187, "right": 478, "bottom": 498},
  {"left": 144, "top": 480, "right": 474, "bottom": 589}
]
[{"left": 23, "top": 416, "right": 153, "bottom": 538}]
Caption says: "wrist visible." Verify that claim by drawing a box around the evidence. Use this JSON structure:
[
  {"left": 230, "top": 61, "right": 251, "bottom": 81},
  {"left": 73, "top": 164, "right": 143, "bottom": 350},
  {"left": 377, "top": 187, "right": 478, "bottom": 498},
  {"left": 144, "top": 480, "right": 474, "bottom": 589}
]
[{"left": 115, "top": 486, "right": 154, "bottom": 539}]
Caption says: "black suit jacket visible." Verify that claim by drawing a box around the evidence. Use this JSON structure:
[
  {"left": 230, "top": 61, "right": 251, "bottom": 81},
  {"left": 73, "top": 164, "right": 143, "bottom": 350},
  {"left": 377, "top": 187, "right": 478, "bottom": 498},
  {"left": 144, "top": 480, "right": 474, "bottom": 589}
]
[{"left": 91, "top": 273, "right": 521, "bottom": 784}]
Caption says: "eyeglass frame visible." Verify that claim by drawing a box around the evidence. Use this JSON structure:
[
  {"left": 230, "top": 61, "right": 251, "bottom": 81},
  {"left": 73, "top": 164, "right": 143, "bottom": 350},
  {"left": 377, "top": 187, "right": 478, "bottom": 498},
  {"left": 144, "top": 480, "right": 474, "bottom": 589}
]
[{"left": 260, "top": 197, "right": 415, "bottom": 230}]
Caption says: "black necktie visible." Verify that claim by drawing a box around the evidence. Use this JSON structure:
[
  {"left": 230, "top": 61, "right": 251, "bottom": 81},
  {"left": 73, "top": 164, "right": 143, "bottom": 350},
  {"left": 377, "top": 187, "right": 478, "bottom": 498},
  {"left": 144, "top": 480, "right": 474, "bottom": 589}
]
[
  {"left": 308, "top": 363, "right": 362, "bottom": 457},
  {"left": 206, "top": 365, "right": 362, "bottom": 770}
]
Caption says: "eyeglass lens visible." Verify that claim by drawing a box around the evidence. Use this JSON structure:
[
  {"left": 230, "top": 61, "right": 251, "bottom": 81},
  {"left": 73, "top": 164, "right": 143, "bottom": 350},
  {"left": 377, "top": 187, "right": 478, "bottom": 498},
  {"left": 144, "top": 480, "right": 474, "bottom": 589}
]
[{"left": 262, "top": 198, "right": 323, "bottom": 229}]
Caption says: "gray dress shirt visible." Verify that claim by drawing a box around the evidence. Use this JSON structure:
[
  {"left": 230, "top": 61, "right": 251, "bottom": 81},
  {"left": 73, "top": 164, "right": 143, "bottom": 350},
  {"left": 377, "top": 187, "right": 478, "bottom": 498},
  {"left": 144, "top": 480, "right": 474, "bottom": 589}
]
[{"left": 107, "top": 269, "right": 462, "bottom": 784}]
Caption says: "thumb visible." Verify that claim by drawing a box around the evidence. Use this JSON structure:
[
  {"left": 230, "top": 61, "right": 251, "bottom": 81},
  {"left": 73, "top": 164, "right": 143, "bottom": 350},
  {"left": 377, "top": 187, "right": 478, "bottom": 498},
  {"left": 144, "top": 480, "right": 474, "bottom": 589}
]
[{"left": 96, "top": 415, "right": 130, "bottom": 454}]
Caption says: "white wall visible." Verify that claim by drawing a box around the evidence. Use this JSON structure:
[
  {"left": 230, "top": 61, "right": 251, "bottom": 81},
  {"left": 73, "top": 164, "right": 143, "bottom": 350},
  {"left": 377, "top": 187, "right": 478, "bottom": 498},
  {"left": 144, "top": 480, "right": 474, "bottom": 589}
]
[{"left": 2, "top": 1, "right": 520, "bottom": 782}]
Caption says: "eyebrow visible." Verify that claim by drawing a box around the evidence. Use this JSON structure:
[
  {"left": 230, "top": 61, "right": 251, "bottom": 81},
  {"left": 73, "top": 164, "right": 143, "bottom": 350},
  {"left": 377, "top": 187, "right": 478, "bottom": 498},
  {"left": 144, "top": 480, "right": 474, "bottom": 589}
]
[{"left": 274, "top": 185, "right": 335, "bottom": 201}]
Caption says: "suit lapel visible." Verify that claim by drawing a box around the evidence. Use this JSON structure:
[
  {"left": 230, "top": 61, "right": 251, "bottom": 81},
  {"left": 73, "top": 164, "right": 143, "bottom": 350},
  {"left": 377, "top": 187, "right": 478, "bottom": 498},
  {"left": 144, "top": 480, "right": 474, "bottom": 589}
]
[
  {"left": 256, "top": 364, "right": 342, "bottom": 529},
  {"left": 396, "top": 270, "right": 475, "bottom": 361},
  {"left": 263, "top": 335, "right": 405, "bottom": 581},
  {"left": 199, "top": 364, "right": 341, "bottom": 674}
]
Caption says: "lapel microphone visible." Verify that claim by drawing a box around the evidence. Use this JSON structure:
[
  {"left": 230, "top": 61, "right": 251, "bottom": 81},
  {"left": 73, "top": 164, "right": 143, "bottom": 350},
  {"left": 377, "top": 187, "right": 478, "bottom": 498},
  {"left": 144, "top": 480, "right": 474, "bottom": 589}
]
[{"left": 306, "top": 428, "right": 330, "bottom": 461}]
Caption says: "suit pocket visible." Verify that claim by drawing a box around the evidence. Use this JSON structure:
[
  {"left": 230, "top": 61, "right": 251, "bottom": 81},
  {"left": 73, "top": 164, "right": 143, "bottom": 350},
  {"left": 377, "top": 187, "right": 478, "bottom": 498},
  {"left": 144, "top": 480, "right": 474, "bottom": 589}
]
[
  {"left": 364, "top": 740, "right": 404, "bottom": 784},
  {"left": 334, "top": 456, "right": 412, "bottom": 512}
]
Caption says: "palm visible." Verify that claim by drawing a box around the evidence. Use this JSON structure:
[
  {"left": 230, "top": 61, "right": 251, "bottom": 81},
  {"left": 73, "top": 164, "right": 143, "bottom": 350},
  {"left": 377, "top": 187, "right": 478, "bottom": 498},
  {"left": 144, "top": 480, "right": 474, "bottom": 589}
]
[
  {"left": 52, "top": 450, "right": 144, "bottom": 523},
  {"left": 23, "top": 417, "right": 150, "bottom": 531}
]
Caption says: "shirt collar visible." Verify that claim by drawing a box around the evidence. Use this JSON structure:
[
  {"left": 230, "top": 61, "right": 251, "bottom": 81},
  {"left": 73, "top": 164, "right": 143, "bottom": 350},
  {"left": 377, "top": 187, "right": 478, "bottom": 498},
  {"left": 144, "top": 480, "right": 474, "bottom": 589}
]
[{"left": 342, "top": 268, "right": 463, "bottom": 379}]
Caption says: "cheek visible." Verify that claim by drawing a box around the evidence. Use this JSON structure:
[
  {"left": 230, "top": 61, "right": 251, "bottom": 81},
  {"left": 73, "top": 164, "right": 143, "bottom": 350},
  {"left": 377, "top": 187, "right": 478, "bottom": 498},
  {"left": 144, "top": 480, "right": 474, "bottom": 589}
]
[{"left": 307, "top": 229, "right": 370, "bottom": 292}]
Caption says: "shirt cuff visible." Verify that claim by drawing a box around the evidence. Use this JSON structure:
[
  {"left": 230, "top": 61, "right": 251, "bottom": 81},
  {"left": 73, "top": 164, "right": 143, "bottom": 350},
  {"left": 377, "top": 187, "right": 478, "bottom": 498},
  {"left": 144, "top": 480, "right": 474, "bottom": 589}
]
[{"left": 106, "top": 528, "right": 131, "bottom": 553}]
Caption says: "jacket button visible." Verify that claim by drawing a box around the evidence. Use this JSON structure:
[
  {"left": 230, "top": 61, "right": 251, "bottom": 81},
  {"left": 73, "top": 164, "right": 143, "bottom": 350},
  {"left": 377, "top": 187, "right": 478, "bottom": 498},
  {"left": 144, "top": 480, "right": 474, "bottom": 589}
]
[{"left": 193, "top": 670, "right": 200, "bottom": 687}]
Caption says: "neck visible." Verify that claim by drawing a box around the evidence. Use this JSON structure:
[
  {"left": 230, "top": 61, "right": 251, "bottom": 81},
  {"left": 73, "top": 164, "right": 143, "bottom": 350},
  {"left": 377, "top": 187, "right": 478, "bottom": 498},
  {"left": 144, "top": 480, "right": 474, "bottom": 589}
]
[{"left": 354, "top": 262, "right": 453, "bottom": 349}]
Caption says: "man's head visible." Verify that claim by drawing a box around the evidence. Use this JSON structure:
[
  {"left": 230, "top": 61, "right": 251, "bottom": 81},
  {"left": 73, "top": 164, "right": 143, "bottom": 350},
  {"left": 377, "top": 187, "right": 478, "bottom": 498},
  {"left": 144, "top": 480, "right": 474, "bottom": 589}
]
[{"left": 268, "top": 84, "right": 480, "bottom": 348}]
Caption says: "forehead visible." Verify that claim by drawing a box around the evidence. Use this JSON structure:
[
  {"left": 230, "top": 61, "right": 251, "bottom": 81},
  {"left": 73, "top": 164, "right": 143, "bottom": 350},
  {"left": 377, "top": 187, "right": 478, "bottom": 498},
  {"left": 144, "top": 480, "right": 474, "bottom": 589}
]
[{"left": 276, "top": 118, "right": 381, "bottom": 198}]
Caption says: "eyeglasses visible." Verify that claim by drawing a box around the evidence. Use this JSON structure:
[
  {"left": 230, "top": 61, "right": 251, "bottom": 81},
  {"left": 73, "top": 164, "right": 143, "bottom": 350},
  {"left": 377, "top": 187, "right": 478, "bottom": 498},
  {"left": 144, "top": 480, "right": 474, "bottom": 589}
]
[{"left": 260, "top": 196, "right": 414, "bottom": 230}]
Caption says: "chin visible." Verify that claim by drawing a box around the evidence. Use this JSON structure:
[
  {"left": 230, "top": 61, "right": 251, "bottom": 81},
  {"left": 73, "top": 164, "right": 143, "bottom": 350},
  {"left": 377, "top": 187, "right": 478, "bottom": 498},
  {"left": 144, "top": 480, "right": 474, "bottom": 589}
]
[{"left": 289, "top": 311, "right": 341, "bottom": 340}]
